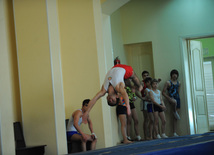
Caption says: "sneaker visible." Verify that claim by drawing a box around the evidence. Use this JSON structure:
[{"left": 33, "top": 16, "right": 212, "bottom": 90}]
[
  {"left": 156, "top": 134, "right": 161, "bottom": 139},
  {"left": 127, "top": 136, "right": 131, "bottom": 141},
  {"left": 173, "top": 111, "right": 180, "bottom": 120},
  {"left": 136, "top": 135, "right": 141, "bottom": 141},
  {"left": 173, "top": 133, "right": 179, "bottom": 137},
  {"left": 161, "top": 133, "right": 168, "bottom": 138}
]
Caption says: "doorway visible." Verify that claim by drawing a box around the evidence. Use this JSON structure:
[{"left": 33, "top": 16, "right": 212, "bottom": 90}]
[
  {"left": 195, "top": 37, "right": 214, "bottom": 131},
  {"left": 124, "top": 42, "right": 154, "bottom": 139},
  {"left": 182, "top": 37, "right": 214, "bottom": 134}
]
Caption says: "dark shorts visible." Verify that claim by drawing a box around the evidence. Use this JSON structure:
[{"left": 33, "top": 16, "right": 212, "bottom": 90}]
[
  {"left": 153, "top": 104, "right": 163, "bottom": 113},
  {"left": 130, "top": 102, "right": 135, "bottom": 109},
  {"left": 147, "top": 104, "right": 153, "bottom": 113},
  {"left": 175, "top": 98, "right": 180, "bottom": 109},
  {"left": 116, "top": 105, "right": 127, "bottom": 115},
  {"left": 66, "top": 131, "right": 81, "bottom": 141}
]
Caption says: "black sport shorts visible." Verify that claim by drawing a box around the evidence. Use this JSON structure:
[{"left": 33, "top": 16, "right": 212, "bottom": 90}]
[{"left": 116, "top": 105, "right": 127, "bottom": 115}]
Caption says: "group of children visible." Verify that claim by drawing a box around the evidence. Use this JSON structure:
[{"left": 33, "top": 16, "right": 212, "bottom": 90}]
[
  {"left": 122, "top": 69, "right": 181, "bottom": 143},
  {"left": 66, "top": 57, "right": 181, "bottom": 151}
]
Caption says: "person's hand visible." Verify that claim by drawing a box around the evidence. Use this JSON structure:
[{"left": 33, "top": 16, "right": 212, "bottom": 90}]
[
  {"left": 82, "top": 112, "right": 89, "bottom": 124},
  {"left": 91, "top": 133, "right": 97, "bottom": 140},
  {"left": 127, "top": 106, "right": 131, "bottom": 115},
  {"left": 161, "top": 105, "right": 167, "bottom": 111}
]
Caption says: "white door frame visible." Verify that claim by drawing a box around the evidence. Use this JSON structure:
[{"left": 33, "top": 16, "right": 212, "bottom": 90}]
[{"left": 180, "top": 33, "right": 214, "bottom": 135}]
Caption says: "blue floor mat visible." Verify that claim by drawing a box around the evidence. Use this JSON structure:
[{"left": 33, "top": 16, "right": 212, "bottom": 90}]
[{"left": 68, "top": 132, "right": 214, "bottom": 155}]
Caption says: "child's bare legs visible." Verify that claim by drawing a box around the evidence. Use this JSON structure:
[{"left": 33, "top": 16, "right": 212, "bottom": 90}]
[
  {"left": 132, "top": 109, "right": 140, "bottom": 136},
  {"left": 148, "top": 112, "right": 154, "bottom": 140},
  {"left": 119, "top": 114, "right": 132, "bottom": 144},
  {"left": 153, "top": 111, "right": 159, "bottom": 138},
  {"left": 169, "top": 98, "right": 177, "bottom": 112},
  {"left": 159, "top": 112, "right": 167, "bottom": 135},
  {"left": 173, "top": 109, "right": 179, "bottom": 134},
  {"left": 143, "top": 110, "right": 149, "bottom": 140},
  {"left": 127, "top": 114, "right": 132, "bottom": 138}
]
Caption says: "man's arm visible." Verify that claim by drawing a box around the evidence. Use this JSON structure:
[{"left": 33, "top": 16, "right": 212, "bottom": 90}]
[{"left": 82, "top": 85, "right": 107, "bottom": 124}]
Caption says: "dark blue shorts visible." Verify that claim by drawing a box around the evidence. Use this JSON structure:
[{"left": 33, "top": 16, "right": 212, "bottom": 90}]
[
  {"left": 67, "top": 131, "right": 81, "bottom": 141},
  {"left": 147, "top": 104, "right": 153, "bottom": 113},
  {"left": 175, "top": 98, "right": 180, "bottom": 109}
]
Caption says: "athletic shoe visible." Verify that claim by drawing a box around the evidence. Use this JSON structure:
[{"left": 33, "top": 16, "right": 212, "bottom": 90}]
[
  {"left": 136, "top": 135, "right": 142, "bottom": 141},
  {"left": 161, "top": 133, "right": 168, "bottom": 138},
  {"left": 173, "top": 133, "right": 179, "bottom": 137},
  {"left": 156, "top": 134, "right": 161, "bottom": 139},
  {"left": 173, "top": 111, "right": 180, "bottom": 120},
  {"left": 127, "top": 136, "right": 131, "bottom": 141}
]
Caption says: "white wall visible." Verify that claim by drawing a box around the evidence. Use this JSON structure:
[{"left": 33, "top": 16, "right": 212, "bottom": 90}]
[{"left": 111, "top": 0, "right": 214, "bottom": 136}]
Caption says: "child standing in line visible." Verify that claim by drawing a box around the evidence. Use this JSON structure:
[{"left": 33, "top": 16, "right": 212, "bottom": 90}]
[
  {"left": 140, "top": 71, "right": 150, "bottom": 140},
  {"left": 162, "top": 69, "right": 181, "bottom": 137},
  {"left": 126, "top": 86, "right": 142, "bottom": 141},
  {"left": 150, "top": 79, "right": 168, "bottom": 139},
  {"left": 144, "top": 77, "right": 154, "bottom": 140}
]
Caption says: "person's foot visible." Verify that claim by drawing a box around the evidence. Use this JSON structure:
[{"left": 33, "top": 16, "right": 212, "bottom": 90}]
[
  {"left": 156, "top": 134, "right": 161, "bottom": 139},
  {"left": 123, "top": 140, "right": 133, "bottom": 144},
  {"left": 173, "top": 133, "right": 179, "bottom": 137},
  {"left": 161, "top": 133, "right": 168, "bottom": 138},
  {"left": 173, "top": 111, "right": 180, "bottom": 120}
]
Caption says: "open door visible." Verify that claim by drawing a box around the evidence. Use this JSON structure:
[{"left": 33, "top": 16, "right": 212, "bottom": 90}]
[{"left": 188, "top": 40, "right": 209, "bottom": 133}]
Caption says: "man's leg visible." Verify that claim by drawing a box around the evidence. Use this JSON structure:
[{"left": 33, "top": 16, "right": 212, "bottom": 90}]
[
  {"left": 71, "top": 134, "right": 87, "bottom": 151},
  {"left": 71, "top": 133, "right": 95, "bottom": 151},
  {"left": 90, "top": 138, "right": 97, "bottom": 150},
  {"left": 119, "top": 114, "right": 132, "bottom": 144}
]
